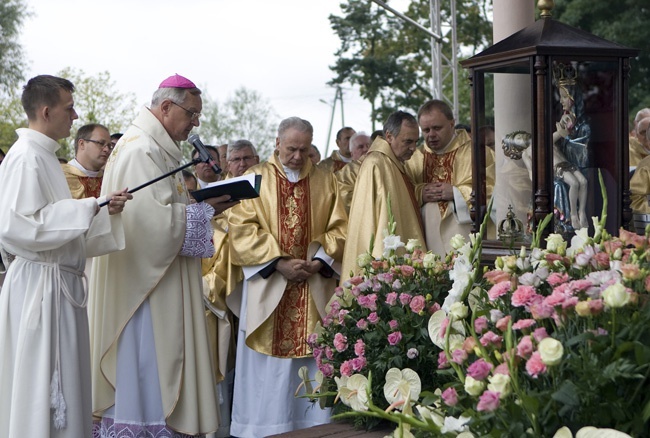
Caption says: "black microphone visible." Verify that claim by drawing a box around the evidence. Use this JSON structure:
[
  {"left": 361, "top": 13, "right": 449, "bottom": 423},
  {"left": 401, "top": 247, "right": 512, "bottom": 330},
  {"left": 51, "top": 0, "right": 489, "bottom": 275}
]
[{"left": 188, "top": 134, "right": 222, "bottom": 175}]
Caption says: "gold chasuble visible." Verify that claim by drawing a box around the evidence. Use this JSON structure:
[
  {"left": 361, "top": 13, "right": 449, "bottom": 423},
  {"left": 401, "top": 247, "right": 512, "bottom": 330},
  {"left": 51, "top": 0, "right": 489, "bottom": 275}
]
[
  {"left": 61, "top": 163, "right": 103, "bottom": 199},
  {"left": 317, "top": 149, "right": 348, "bottom": 173},
  {"left": 341, "top": 138, "right": 426, "bottom": 283},
  {"left": 405, "top": 129, "right": 494, "bottom": 255},
  {"left": 229, "top": 154, "right": 347, "bottom": 358},
  {"left": 630, "top": 136, "right": 649, "bottom": 168},
  {"left": 335, "top": 159, "right": 362, "bottom": 214}
]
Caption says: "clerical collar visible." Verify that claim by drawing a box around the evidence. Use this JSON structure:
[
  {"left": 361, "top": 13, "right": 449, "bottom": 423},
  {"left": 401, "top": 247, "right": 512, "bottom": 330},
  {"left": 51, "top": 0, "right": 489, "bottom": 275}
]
[
  {"left": 282, "top": 165, "right": 301, "bottom": 183},
  {"left": 434, "top": 133, "right": 458, "bottom": 155},
  {"left": 69, "top": 158, "right": 101, "bottom": 177},
  {"left": 339, "top": 153, "right": 352, "bottom": 163}
]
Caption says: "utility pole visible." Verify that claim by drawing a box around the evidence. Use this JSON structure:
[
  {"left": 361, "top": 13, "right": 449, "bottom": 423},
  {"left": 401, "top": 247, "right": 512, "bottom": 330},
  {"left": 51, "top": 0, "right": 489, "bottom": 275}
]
[{"left": 320, "top": 86, "right": 345, "bottom": 157}]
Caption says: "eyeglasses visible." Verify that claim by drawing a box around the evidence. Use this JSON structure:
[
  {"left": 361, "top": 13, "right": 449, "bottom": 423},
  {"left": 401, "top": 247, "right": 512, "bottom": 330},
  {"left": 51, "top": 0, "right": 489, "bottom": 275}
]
[
  {"left": 171, "top": 101, "right": 201, "bottom": 121},
  {"left": 228, "top": 156, "right": 257, "bottom": 164},
  {"left": 83, "top": 138, "right": 114, "bottom": 151}
]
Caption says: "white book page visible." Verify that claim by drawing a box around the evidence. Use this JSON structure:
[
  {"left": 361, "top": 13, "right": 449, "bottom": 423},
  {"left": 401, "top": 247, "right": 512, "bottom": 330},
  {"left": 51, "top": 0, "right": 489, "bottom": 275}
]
[{"left": 205, "top": 173, "right": 256, "bottom": 188}]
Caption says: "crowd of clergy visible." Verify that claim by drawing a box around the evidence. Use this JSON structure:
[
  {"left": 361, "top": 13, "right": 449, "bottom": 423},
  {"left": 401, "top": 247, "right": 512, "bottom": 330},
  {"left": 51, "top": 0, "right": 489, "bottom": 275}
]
[{"left": 2, "top": 72, "right": 649, "bottom": 438}]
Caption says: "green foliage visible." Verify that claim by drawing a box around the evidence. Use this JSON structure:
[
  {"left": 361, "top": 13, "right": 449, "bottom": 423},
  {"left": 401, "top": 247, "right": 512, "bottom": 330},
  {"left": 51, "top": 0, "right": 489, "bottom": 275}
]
[
  {"left": 329, "top": 0, "right": 492, "bottom": 125},
  {"left": 0, "top": 0, "right": 30, "bottom": 96},
  {"left": 56, "top": 67, "right": 138, "bottom": 160},
  {"left": 553, "top": 0, "right": 650, "bottom": 117},
  {"left": 195, "top": 86, "right": 278, "bottom": 161}
]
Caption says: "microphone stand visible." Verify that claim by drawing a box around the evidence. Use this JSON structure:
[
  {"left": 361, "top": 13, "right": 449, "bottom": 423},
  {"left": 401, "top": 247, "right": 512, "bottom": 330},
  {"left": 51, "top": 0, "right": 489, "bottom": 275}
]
[{"left": 99, "top": 158, "right": 201, "bottom": 207}]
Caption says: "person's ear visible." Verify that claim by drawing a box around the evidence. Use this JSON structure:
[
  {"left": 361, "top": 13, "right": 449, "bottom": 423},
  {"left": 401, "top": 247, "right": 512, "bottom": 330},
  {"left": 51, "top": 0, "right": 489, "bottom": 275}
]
[{"left": 160, "top": 100, "right": 173, "bottom": 116}]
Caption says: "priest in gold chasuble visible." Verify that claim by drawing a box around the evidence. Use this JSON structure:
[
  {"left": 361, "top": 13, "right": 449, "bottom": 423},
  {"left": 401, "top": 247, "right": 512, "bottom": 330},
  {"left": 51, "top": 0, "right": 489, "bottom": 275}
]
[
  {"left": 341, "top": 111, "right": 426, "bottom": 284},
  {"left": 228, "top": 117, "right": 347, "bottom": 437}
]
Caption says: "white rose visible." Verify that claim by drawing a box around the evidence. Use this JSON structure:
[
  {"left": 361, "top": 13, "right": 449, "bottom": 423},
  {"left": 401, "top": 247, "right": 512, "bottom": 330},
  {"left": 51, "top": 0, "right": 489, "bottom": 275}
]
[
  {"left": 406, "top": 238, "right": 421, "bottom": 252},
  {"left": 450, "top": 234, "right": 465, "bottom": 250},
  {"left": 423, "top": 252, "right": 436, "bottom": 268},
  {"left": 487, "top": 373, "right": 511, "bottom": 398},
  {"left": 356, "top": 253, "right": 373, "bottom": 268},
  {"left": 602, "top": 283, "right": 630, "bottom": 308},
  {"left": 449, "top": 302, "right": 468, "bottom": 320},
  {"left": 538, "top": 337, "right": 564, "bottom": 366},
  {"left": 464, "top": 375, "right": 485, "bottom": 396},
  {"left": 545, "top": 233, "right": 567, "bottom": 255}
]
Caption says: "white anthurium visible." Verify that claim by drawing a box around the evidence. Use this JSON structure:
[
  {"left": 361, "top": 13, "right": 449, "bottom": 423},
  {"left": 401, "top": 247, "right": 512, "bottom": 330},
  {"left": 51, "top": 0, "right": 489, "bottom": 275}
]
[
  {"left": 428, "top": 309, "right": 466, "bottom": 350},
  {"left": 553, "top": 426, "right": 632, "bottom": 438},
  {"left": 383, "top": 368, "right": 422, "bottom": 409},
  {"left": 338, "top": 374, "right": 369, "bottom": 412},
  {"left": 417, "top": 405, "right": 444, "bottom": 428},
  {"left": 440, "top": 415, "right": 472, "bottom": 434}
]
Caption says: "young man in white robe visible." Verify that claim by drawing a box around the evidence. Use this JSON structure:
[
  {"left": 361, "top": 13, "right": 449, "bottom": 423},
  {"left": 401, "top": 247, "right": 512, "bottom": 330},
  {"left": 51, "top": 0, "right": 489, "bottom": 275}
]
[{"left": 0, "top": 74, "right": 131, "bottom": 438}]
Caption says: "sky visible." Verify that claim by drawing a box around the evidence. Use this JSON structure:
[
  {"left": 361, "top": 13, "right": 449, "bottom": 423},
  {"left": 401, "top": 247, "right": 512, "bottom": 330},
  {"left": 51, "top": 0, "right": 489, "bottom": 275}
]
[{"left": 18, "top": 0, "right": 403, "bottom": 157}]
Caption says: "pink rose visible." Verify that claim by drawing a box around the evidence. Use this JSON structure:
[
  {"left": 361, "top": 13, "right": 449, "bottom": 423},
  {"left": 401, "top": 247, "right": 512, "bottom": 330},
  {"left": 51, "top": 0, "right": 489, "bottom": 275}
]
[
  {"left": 495, "top": 315, "right": 511, "bottom": 332},
  {"left": 400, "top": 265, "right": 415, "bottom": 277},
  {"left": 477, "top": 390, "right": 500, "bottom": 412},
  {"left": 407, "top": 348, "right": 419, "bottom": 359},
  {"left": 511, "top": 285, "right": 538, "bottom": 307},
  {"left": 525, "top": 351, "right": 547, "bottom": 378},
  {"left": 325, "top": 347, "right": 334, "bottom": 360},
  {"left": 474, "top": 316, "right": 489, "bottom": 334},
  {"left": 340, "top": 360, "right": 354, "bottom": 377},
  {"left": 354, "top": 339, "right": 365, "bottom": 357},
  {"left": 389, "top": 319, "right": 399, "bottom": 330},
  {"left": 334, "top": 286, "right": 345, "bottom": 297},
  {"left": 306, "top": 332, "right": 318, "bottom": 347},
  {"left": 488, "top": 281, "right": 511, "bottom": 301},
  {"left": 409, "top": 295, "right": 426, "bottom": 314},
  {"left": 319, "top": 363, "right": 334, "bottom": 377},
  {"left": 356, "top": 318, "right": 368, "bottom": 330},
  {"left": 533, "top": 327, "right": 548, "bottom": 342},
  {"left": 338, "top": 309, "right": 349, "bottom": 325},
  {"left": 333, "top": 333, "right": 348, "bottom": 352},
  {"left": 437, "top": 351, "right": 450, "bottom": 369},
  {"left": 351, "top": 356, "right": 367, "bottom": 371},
  {"left": 387, "top": 331, "right": 403, "bottom": 346},
  {"left": 429, "top": 302, "right": 441, "bottom": 314},
  {"left": 493, "top": 362, "right": 510, "bottom": 376},
  {"left": 480, "top": 331, "right": 503, "bottom": 348},
  {"left": 348, "top": 275, "right": 364, "bottom": 286},
  {"left": 392, "top": 279, "right": 402, "bottom": 290},
  {"left": 511, "top": 319, "right": 536, "bottom": 331},
  {"left": 440, "top": 317, "right": 450, "bottom": 338},
  {"left": 385, "top": 292, "right": 398, "bottom": 306},
  {"left": 467, "top": 358, "right": 493, "bottom": 380},
  {"left": 441, "top": 387, "right": 458, "bottom": 406},
  {"left": 367, "top": 312, "right": 379, "bottom": 324},
  {"left": 547, "top": 272, "right": 569, "bottom": 286},
  {"left": 451, "top": 349, "right": 468, "bottom": 364},
  {"left": 516, "top": 336, "right": 533, "bottom": 359},
  {"left": 399, "top": 293, "right": 412, "bottom": 305},
  {"left": 589, "top": 299, "right": 604, "bottom": 315}
]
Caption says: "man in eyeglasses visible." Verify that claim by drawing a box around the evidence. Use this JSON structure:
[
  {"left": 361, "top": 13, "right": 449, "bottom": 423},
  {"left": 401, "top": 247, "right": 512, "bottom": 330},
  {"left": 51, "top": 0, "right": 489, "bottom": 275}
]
[
  {"left": 61, "top": 123, "right": 112, "bottom": 199},
  {"left": 90, "top": 74, "right": 237, "bottom": 438}
]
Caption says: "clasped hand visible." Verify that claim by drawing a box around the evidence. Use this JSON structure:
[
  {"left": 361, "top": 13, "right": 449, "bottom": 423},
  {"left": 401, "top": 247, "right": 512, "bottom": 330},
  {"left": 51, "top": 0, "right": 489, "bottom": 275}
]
[
  {"left": 423, "top": 182, "right": 451, "bottom": 203},
  {"left": 277, "top": 258, "right": 322, "bottom": 282}
]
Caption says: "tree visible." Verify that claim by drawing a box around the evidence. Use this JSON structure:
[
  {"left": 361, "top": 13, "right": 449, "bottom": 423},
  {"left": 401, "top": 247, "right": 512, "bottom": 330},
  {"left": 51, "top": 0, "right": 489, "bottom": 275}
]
[
  {"left": 56, "top": 67, "right": 138, "bottom": 159},
  {"left": 329, "top": 0, "right": 493, "bottom": 126},
  {"left": 195, "top": 86, "right": 278, "bottom": 161},
  {"left": 0, "top": 0, "right": 30, "bottom": 97},
  {"left": 553, "top": 0, "right": 650, "bottom": 115}
]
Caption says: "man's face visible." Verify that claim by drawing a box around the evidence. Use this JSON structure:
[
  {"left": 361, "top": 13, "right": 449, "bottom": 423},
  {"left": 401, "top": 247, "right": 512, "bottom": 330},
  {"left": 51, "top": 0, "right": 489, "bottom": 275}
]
[
  {"left": 217, "top": 144, "right": 228, "bottom": 171},
  {"left": 228, "top": 146, "right": 259, "bottom": 177},
  {"left": 419, "top": 109, "right": 455, "bottom": 152},
  {"left": 636, "top": 118, "right": 650, "bottom": 150},
  {"left": 350, "top": 134, "right": 371, "bottom": 161},
  {"left": 195, "top": 149, "right": 221, "bottom": 182},
  {"left": 49, "top": 89, "right": 79, "bottom": 141},
  {"left": 276, "top": 128, "right": 312, "bottom": 171},
  {"left": 386, "top": 122, "right": 419, "bottom": 163},
  {"left": 165, "top": 92, "right": 202, "bottom": 142},
  {"left": 78, "top": 127, "right": 112, "bottom": 171},
  {"left": 336, "top": 128, "right": 355, "bottom": 157}
]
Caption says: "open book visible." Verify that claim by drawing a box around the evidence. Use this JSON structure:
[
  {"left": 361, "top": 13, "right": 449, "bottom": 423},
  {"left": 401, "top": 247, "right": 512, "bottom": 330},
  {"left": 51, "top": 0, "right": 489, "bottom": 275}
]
[{"left": 191, "top": 173, "right": 262, "bottom": 202}]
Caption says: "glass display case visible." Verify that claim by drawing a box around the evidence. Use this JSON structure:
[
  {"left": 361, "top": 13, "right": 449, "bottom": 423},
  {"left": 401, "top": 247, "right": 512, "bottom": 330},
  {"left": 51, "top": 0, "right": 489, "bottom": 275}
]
[{"left": 461, "top": 2, "right": 639, "bottom": 261}]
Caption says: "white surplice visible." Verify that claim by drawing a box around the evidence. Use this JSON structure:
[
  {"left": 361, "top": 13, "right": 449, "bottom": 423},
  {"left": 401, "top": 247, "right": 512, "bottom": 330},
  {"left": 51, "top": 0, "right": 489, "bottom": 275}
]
[{"left": 0, "top": 128, "right": 124, "bottom": 438}]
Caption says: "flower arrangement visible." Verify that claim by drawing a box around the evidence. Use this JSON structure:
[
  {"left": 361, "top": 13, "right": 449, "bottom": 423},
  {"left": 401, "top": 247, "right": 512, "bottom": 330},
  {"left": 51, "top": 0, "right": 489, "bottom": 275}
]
[{"left": 311, "top": 175, "right": 650, "bottom": 437}]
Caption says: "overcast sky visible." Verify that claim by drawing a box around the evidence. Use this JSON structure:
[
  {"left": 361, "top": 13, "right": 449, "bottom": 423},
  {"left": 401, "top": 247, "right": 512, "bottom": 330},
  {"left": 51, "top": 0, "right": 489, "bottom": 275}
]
[{"left": 19, "top": 0, "right": 411, "bottom": 156}]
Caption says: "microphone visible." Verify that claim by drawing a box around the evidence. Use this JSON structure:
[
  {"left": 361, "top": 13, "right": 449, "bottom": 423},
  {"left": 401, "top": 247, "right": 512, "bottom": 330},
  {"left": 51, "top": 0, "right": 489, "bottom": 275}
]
[{"left": 188, "top": 134, "right": 222, "bottom": 175}]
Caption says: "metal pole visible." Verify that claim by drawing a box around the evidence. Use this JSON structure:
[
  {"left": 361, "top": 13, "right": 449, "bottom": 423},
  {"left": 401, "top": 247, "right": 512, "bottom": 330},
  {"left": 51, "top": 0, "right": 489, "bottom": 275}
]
[
  {"left": 430, "top": 0, "right": 442, "bottom": 99},
  {"left": 451, "top": 0, "right": 459, "bottom": 121},
  {"left": 338, "top": 86, "right": 345, "bottom": 127},
  {"left": 370, "top": 0, "right": 442, "bottom": 42}
]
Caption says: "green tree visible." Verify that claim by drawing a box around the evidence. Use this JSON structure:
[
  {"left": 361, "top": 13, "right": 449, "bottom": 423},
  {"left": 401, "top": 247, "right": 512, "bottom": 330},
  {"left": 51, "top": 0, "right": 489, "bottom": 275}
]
[
  {"left": 553, "top": 0, "right": 650, "bottom": 115},
  {"left": 56, "top": 67, "right": 138, "bottom": 159},
  {"left": 0, "top": 0, "right": 29, "bottom": 97},
  {"left": 195, "top": 86, "right": 278, "bottom": 161},
  {"left": 329, "top": 0, "right": 492, "bottom": 126}
]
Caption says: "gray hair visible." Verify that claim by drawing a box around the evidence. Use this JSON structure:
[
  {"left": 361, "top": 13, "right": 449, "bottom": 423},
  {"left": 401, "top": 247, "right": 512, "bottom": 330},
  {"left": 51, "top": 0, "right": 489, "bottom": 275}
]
[
  {"left": 383, "top": 111, "right": 417, "bottom": 138},
  {"left": 227, "top": 139, "right": 258, "bottom": 159},
  {"left": 635, "top": 108, "right": 650, "bottom": 125},
  {"left": 151, "top": 86, "right": 201, "bottom": 107},
  {"left": 278, "top": 117, "right": 313, "bottom": 140},
  {"left": 349, "top": 131, "right": 369, "bottom": 153}
]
